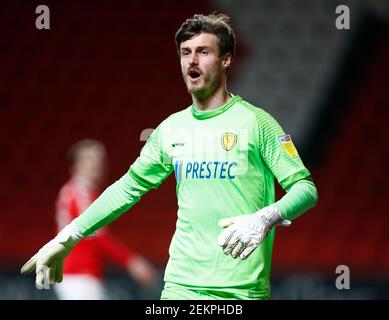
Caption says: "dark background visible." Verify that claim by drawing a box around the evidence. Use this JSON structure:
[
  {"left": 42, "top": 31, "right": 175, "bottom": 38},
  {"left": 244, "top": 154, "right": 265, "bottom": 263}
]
[{"left": 0, "top": 0, "right": 388, "bottom": 299}]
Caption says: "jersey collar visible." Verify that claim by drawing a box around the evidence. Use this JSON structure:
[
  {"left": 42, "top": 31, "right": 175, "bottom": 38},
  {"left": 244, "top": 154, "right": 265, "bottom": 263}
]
[{"left": 191, "top": 94, "right": 241, "bottom": 120}]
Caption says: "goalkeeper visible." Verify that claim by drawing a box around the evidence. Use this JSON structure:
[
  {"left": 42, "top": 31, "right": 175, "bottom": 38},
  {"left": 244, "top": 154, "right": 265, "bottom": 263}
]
[{"left": 21, "top": 13, "right": 318, "bottom": 300}]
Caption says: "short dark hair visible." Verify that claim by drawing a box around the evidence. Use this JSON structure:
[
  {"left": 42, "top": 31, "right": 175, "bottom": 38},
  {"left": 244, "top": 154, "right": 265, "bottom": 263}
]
[
  {"left": 175, "top": 13, "right": 236, "bottom": 58},
  {"left": 67, "top": 139, "right": 105, "bottom": 166}
]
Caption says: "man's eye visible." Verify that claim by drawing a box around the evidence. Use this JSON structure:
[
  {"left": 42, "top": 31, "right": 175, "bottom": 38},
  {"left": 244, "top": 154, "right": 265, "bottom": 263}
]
[
  {"left": 201, "top": 50, "right": 208, "bottom": 55},
  {"left": 181, "top": 51, "right": 190, "bottom": 57}
]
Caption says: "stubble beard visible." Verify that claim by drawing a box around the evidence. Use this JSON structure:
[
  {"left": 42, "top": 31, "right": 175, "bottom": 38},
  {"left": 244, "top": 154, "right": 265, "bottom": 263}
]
[{"left": 187, "top": 73, "right": 222, "bottom": 101}]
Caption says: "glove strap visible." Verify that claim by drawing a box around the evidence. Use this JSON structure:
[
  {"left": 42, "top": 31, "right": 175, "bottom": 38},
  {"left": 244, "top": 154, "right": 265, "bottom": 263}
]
[
  {"left": 257, "top": 205, "right": 291, "bottom": 228},
  {"left": 54, "top": 222, "right": 84, "bottom": 248}
]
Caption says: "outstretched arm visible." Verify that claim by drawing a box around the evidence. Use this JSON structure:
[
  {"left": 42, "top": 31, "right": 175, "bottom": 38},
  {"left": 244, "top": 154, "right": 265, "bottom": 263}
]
[
  {"left": 21, "top": 123, "right": 173, "bottom": 289},
  {"left": 73, "top": 173, "right": 151, "bottom": 236}
]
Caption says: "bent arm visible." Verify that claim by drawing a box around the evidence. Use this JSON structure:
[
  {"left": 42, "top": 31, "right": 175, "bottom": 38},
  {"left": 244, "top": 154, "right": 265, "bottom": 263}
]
[{"left": 274, "top": 177, "right": 318, "bottom": 221}]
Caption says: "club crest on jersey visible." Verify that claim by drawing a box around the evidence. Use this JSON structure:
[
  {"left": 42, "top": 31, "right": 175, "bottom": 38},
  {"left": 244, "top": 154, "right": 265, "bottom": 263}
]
[
  {"left": 221, "top": 132, "right": 237, "bottom": 151},
  {"left": 279, "top": 134, "right": 298, "bottom": 158}
]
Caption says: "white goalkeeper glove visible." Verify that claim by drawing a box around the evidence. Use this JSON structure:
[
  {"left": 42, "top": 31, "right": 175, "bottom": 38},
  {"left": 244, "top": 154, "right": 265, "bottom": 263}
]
[
  {"left": 20, "top": 222, "right": 84, "bottom": 289},
  {"left": 217, "top": 205, "right": 291, "bottom": 260}
]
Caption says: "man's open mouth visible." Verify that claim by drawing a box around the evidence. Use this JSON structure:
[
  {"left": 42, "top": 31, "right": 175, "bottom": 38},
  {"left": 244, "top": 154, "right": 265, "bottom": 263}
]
[{"left": 188, "top": 70, "right": 201, "bottom": 81}]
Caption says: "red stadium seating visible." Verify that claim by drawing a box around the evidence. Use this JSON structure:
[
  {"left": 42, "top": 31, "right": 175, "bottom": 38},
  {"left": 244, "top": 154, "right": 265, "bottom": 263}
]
[
  {"left": 0, "top": 0, "right": 209, "bottom": 267},
  {"left": 273, "top": 33, "right": 389, "bottom": 278}
]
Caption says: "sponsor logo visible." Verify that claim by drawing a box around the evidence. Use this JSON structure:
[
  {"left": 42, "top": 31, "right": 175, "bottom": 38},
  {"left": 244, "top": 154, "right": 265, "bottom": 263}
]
[
  {"left": 174, "top": 160, "right": 237, "bottom": 181},
  {"left": 279, "top": 134, "right": 298, "bottom": 158}
]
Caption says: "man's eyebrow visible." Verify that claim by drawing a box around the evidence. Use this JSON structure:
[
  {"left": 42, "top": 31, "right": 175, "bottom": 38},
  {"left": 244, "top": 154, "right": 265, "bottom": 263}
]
[
  {"left": 196, "top": 46, "right": 211, "bottom": 51},
  {"left": 180, "top": 46, "right": 212, "bottom": 51}
]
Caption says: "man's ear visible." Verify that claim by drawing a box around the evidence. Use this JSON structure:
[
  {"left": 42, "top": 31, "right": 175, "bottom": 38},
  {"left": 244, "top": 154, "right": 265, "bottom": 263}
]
[{"left": 222, "top": 53, "right": 232, "bottom": 70}]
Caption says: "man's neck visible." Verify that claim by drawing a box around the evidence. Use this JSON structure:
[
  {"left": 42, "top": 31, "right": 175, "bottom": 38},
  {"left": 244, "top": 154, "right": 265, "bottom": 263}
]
[{"left": 192, "top": 87, "right": 231, "bottom": 112}]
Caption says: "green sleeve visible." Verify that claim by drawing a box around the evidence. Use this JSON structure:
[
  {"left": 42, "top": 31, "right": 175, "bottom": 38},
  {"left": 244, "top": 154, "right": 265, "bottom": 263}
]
[
  {"left": 256, "top": 108, "right": 311, "bottom": 189},
  {"left": 73, "top": 123, "right": 173, "bottom": 236},
  {"left": 73, "top": 173, "right": 148, "bottom": 235},
  {"left": 274, "top": 177, "right": 318, "bottom": 221},
  {"left": 128, "top": 123, "right": 173, "bottom": 189}
]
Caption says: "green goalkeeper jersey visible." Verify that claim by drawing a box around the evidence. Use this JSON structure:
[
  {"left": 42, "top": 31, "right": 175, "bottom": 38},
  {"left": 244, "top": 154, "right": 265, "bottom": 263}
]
[{"left": 128, "top": 94, "right": 311, "bottom": 298}]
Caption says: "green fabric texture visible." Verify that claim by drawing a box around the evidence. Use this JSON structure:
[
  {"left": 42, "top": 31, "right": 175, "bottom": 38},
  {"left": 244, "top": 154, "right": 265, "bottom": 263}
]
[
  {"left": 275, "top": 178, "right": 318, "bottom": 221},
  {"left": 73, "top": 173, "right": 149, "bottom": 236},
  {"left": 161, "top": 281, "right": 269, "bottom": 300}
]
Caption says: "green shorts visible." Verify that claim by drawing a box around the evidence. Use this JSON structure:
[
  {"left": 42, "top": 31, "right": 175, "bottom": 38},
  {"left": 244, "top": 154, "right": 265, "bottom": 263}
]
[{"left": 160, "top": 282, "right": 269, "bottom": 300}]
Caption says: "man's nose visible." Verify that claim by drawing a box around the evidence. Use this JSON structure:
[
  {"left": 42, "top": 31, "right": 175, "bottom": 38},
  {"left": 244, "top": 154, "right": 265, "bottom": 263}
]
[{"left": 189, "top": 53, "right": 199, "bottom": 65}]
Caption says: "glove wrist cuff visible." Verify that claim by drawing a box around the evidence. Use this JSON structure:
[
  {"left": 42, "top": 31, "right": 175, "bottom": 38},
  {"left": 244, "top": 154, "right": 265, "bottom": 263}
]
[
  {"left": 54, "top": 222, "right": 84, "bottom": 248},
  {"left": 255, "top": 205, "right": 289, "bottom": 228}
]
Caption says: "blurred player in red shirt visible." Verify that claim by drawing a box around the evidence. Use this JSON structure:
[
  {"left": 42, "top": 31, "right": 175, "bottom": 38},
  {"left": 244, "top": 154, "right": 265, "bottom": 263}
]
[{"left": 54, "top": 139, "right": 157, "bottom": 299}]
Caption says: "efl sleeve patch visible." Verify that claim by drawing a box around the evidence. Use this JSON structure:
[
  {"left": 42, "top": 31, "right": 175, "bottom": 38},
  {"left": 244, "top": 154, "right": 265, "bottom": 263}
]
[{"left": 279, "top": 134, "right": 298, "bottom": 158}]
